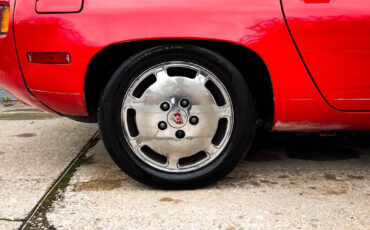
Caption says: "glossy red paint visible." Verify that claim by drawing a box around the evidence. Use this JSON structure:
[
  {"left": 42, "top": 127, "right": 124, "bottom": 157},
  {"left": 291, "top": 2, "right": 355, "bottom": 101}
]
[
  {"left": 283, "top": 0, "right": 370, "bottom": 111},
  {"left": 0, "top": 0, "right": 369, "bottom": 131},
  {"left": 0, "top": 0, "right": 51, "bottom": 112}
]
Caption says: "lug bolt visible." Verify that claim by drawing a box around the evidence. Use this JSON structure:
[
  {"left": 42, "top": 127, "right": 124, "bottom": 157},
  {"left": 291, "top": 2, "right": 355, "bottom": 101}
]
[
  {"left": 175, "top": 130, "right": 185, "bottom": 139},
  {"left": 180, "top": 99, "right": 190, "bottom": 108},
  {"left": 189, "top": 116, "right": 199, "bottom": 125},
  {"left": 160, "top": 102, "right": 170, "bottom": 111},
  {"left": 158, "top": 121, "right": 167, "bottom": 130}
]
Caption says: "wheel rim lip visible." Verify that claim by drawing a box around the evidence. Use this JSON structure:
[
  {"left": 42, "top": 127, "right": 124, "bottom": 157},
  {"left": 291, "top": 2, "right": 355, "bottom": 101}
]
[{"left": 121, "top": 61, "right": 234, "bottom": 173}]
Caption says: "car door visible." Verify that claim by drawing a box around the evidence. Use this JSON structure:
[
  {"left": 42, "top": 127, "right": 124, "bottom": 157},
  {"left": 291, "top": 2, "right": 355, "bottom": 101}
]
[{"left": 281, "top": 0, "right": 370, "bottom": 111}]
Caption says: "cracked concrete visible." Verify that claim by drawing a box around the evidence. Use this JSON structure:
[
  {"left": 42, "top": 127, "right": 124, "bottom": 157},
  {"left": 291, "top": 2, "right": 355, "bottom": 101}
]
[{"left": 0, "top": 102, "right": 97, "bottom": 228}]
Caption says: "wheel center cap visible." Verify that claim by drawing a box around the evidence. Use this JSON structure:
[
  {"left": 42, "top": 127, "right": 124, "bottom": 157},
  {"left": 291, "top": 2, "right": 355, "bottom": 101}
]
[{"left": 168, "top": 109, "right": 187, "bottom": 128}]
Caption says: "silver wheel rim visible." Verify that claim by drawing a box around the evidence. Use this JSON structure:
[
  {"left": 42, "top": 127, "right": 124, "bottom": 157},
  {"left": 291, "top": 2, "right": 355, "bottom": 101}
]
[{"left": 121, "top": 61, "right": 234, "bottom": 173}]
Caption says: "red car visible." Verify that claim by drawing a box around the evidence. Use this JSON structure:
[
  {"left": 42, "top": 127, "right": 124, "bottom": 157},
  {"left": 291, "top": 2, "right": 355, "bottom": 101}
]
[{"left": 1, "top": 0, "right": 369, "bottom": 188}]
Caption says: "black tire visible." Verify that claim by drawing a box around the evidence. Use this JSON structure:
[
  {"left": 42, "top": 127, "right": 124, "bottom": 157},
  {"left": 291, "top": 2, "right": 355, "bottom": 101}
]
[{"left": 98, "top": 44, "right": 256, "bottom": 189}]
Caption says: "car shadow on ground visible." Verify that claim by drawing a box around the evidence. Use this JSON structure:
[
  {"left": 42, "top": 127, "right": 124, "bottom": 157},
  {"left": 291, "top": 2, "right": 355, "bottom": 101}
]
[
  {"left": 246, "top": 131, "right": 370, "bottom": 162},
  {"left": 210, "top": 131, "right": 370, "bottom": 189}
]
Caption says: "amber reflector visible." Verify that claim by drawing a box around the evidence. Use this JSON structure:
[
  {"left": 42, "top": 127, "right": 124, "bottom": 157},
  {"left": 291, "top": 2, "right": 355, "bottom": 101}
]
[
  {"left": 0, "top": 6, "right": 10, "bottom": 34},
  {"left": 27, "top": 52, "right": 71, "bottom": 64}
]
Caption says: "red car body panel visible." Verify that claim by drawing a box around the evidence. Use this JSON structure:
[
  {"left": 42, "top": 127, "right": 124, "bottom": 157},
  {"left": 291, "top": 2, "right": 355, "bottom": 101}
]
[
  {"left": 283, "top": 0, "right": 370, "bottom": 111},
  {"left": 1, "top": 0, "right": 370, "bottom": 131},
  {"left": 0, "top": 0, "right": 51, "bottom": 112}
]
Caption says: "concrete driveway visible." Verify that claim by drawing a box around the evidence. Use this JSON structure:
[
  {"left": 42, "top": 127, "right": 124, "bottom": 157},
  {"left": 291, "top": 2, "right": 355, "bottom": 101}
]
[{"left": 0, "top": 102, "right": 369, "bottom": 230}]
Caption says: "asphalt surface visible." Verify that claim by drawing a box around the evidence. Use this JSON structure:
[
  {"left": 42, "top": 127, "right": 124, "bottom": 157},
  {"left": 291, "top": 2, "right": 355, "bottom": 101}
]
[{"left": 0, "top": 102, "right": 369, "bottom": 230}]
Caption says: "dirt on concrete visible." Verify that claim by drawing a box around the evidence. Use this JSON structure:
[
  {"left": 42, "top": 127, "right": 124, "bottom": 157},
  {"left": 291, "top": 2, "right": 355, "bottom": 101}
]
[
  {"left": 13, "top": 133, "right": 37, "bottom": 138},
  {"left": 73, "top": 179, "right": 123, "bottom": 192}
]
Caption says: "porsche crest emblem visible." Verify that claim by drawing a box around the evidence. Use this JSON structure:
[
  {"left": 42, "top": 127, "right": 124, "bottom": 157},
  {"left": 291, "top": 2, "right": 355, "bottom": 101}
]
[{"left": 171, "top": 112, "right": 184, "bottom": 125}]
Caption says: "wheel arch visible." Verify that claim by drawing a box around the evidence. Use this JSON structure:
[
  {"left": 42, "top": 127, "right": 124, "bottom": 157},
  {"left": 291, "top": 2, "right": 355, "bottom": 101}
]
[{"left": 85, "top": 39, "right": 274, "bottom": 128}]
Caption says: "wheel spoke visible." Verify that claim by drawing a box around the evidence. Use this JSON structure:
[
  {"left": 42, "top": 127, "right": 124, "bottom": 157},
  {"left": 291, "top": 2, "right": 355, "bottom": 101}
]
[
  {"left": 166, "top": 155, "right": 180, "bottom": 170},
  {"left": 155, "top": 68, "right": 169, "bottom": 80},
  {"left": 205, "top": 143, "right": 218, "bottom": 155},
  {"left": 128, "top": 137, "right": 142, "bottom": 151},
  {"left": 135, "top": 135, "right": 149, "bottom": 147},
  {"left": 124, "top": 95, "right": 142, "bottom": 108},
  {"left": 195, "top": 71, "right": 209, "bottom": 85},
  {"left": 216, "top": 104, "right": 233, "bottom": 119}
]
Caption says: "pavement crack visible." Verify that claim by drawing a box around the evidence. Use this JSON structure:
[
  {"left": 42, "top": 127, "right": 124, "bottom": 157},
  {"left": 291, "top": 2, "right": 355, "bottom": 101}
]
[
  {"left": 19, "top": 130, "right": 101, "bottom": 230},
  {"left": 0, "top": 218, "right": 24, "bottom": 222}
]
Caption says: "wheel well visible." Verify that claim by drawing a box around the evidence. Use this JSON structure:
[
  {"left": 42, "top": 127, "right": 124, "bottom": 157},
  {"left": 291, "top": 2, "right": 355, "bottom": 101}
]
[{"left": 85, "top": 39, "right": 274, "bottom": 128}]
